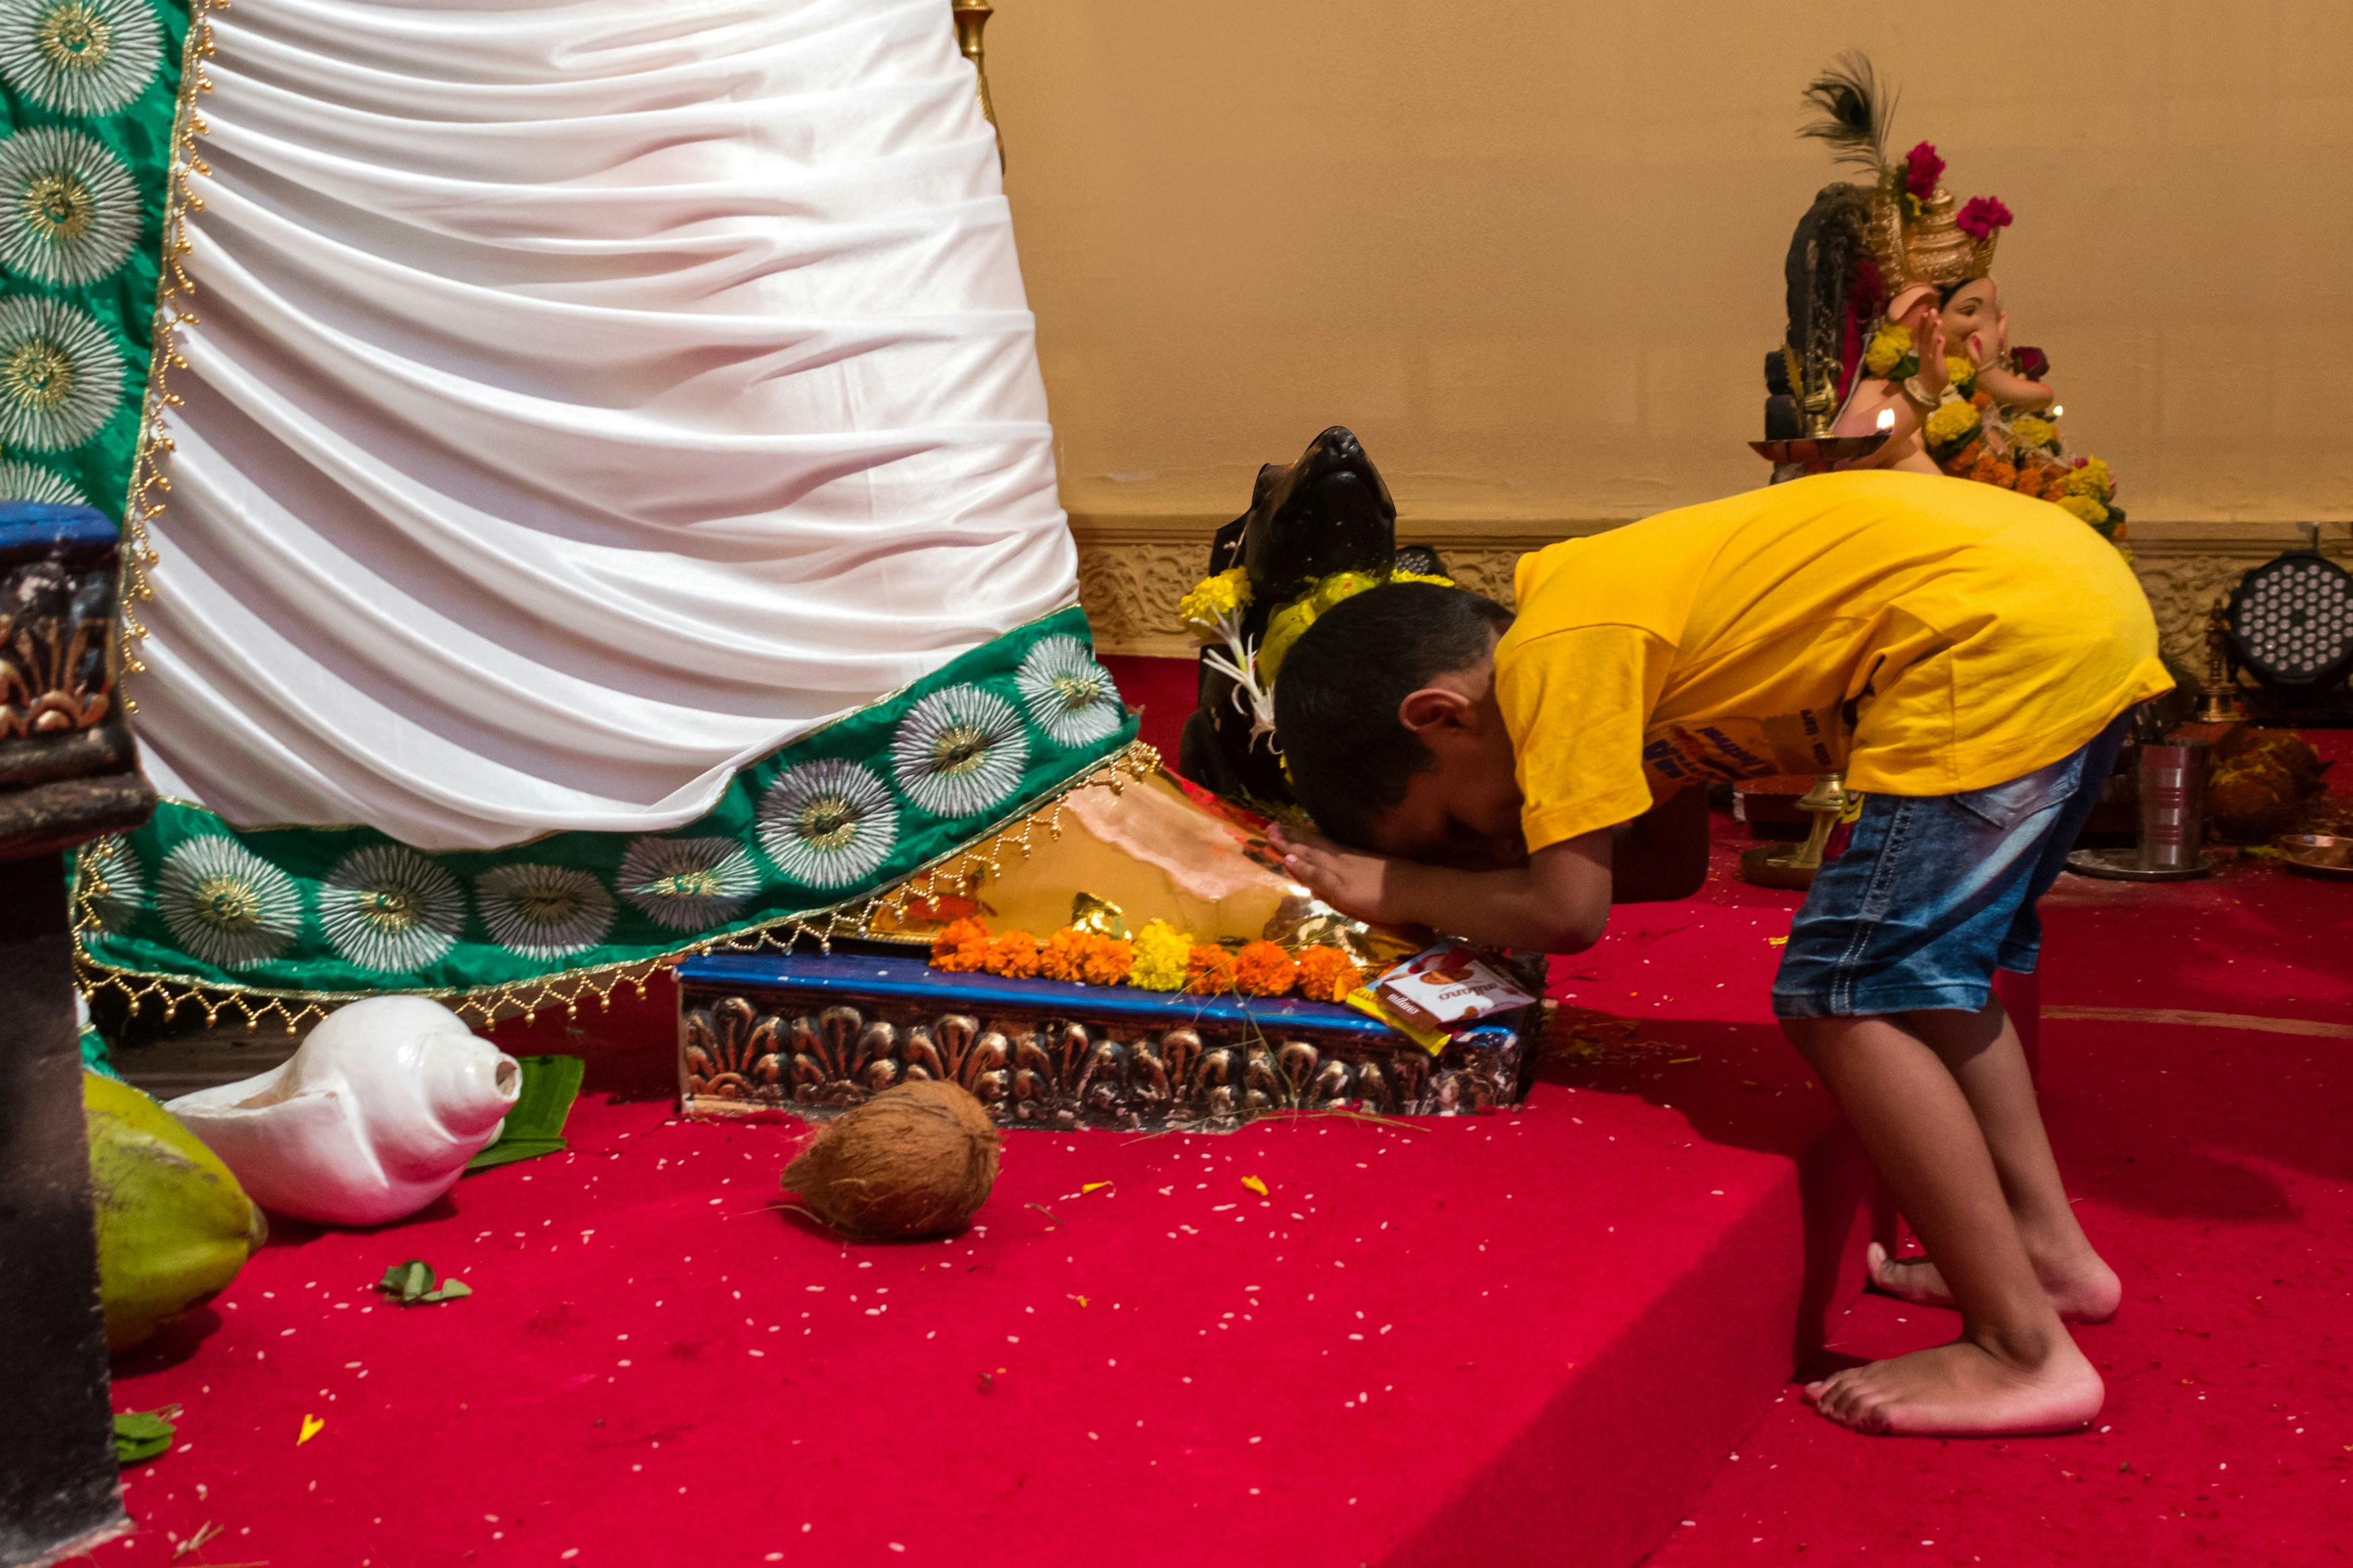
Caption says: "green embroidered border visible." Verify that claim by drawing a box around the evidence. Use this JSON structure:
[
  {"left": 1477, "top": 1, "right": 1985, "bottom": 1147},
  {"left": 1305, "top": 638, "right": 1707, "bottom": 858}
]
[
  {"left": 75, "top": 607, "right": 1139, "bottom": 1007},
  {"left": 0, "top": 0, "right": 184, "bottom": 520}
]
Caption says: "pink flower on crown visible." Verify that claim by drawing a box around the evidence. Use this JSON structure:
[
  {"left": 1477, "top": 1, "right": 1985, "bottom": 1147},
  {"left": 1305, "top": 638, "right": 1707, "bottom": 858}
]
[
  {"left": 1956, "top": 196, "right": 2014, "bottom": 239},
  {"left": 1904, "top": 142, "right": 1945, "bottom": 199}
]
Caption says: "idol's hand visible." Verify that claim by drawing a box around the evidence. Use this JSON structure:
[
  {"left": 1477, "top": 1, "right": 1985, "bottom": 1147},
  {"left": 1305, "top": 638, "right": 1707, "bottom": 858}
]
[
  {"left": 1268, "top": 823, "right": 1400, "bottom": 925},
  {"left": 1912, "top": 310, "right": 1949, "bottom": 396}
]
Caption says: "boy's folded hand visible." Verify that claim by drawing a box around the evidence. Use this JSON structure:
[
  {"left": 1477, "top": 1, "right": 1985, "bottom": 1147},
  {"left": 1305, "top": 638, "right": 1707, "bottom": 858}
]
[{"left": 1267, "top": 823, "right": 1402, "bottom": 925}]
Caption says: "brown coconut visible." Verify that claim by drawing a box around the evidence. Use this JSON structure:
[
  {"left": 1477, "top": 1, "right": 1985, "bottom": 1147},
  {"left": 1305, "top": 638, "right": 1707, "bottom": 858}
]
[{"left": 782, "top": 1079, "right": 1000, "bottom": 1239}]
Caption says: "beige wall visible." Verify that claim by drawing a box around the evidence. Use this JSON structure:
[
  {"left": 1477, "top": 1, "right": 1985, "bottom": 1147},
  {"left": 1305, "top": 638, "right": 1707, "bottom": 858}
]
[{"left": 984, "top": 1, "right": 2353, "bottom": 655}]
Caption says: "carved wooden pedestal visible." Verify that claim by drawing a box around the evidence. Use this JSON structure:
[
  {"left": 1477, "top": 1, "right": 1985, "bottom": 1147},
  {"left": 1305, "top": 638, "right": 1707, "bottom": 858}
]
[
  {"left": 0, "top": 505, "right": 156, "bottom": 1565},
  {"left": 675, "top": 952, "right": 1537, "bottom": 1132}
]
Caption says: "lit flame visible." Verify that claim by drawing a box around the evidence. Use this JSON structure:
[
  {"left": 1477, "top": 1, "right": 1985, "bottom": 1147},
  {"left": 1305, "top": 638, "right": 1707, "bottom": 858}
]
[
  {"left": 1876, "top": 408, "right": 1895, "bottom": 432},
  {"left": 2051, "top": 405, "right": 2065, "bottom": 419}
]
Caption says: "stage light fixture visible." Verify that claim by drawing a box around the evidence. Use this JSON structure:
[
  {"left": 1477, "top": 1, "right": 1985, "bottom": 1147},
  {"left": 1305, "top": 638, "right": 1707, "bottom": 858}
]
[{"left": 2225, "top": 548, "right": 2353, "bottom": 723}]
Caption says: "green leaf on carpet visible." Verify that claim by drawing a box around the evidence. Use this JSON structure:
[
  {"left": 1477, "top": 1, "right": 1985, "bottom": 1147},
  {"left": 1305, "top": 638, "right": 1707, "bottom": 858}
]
[
  {"left": 378, "top": 1259, "right": 472, "bottom": 1305},
  {"left": 466, "top": 1055, "right": 586, "bottom": 1173},
  {"left": 114, "top": 1407, "right": 178, "bottom": 1463}
]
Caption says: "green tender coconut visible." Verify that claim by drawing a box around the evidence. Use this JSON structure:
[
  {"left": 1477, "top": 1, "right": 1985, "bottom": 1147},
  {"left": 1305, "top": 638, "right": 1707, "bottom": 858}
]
[{"left": 782, "top": 1079, "right": 1000, "bottom": 1239}]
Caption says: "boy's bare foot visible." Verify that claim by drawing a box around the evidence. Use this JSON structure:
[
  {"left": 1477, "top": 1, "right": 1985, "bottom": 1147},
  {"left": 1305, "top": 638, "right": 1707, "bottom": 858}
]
[
  {"left": 1803, "top": 1335, "right": 2104, "bottom": 1436},
  {"left": 1868, "top": 1239, "right": 2122, "bottom": 1324}
]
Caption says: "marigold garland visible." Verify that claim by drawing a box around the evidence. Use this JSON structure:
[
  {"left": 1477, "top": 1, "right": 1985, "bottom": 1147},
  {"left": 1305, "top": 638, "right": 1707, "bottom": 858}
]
[
  {"left": 1863, "top": 319, "right": 1911, "bottom": 377},
  {"left": 1923, "top": 399, "right": 1981, "bottom": 455},
  {"left": 1079, "top": 936, "right": 1134, "bottom": 987},
  {"left": 984, "top": 930, "right": 1041, "bottom": 979},
  {"left": 927, "top": 918, "right": 1367, "bottom": 1005},
  {"left": 931, "top": 917, "right": 991, "bottom": 973},
  {"left": 1129, "top": 919, "right": 1191, "bottom": 991},
  {"left": 1294, "top": 946, "right": 1363, "bottom": 1003},
  {"left": 1232, "top": 940, "right": 1297, "bottom": 997},
  {"left": 2056, "top": 493, "right": 2110, "bottom": 529},
  {"left": 1184, "top": 945, "right": 1238, "bottom": 995}
]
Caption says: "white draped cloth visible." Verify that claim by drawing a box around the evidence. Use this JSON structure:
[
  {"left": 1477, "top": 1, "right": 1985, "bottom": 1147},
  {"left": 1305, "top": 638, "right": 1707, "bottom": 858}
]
[{"left": 136, "top": 0, "right": 1074, "bottom": 851}]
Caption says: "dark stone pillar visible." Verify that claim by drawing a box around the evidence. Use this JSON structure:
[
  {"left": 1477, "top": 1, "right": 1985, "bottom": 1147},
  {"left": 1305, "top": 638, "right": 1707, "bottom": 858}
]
[{"left": 0, "top": 852, "right": 125, "bottom": 1562}]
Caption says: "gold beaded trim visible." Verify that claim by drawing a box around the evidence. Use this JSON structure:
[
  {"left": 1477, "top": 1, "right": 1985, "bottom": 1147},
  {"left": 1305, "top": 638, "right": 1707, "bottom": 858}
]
[
  {"left": 115, "top": 0, "right": 226, "bottom": 712},
  {"left": 74, "top": 740, "right": 1160, "bottom": 1034}
]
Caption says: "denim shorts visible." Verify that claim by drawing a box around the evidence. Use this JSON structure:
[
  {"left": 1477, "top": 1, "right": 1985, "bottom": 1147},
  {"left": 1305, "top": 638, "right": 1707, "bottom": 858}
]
[{"left": 1770, "top": 712, "right": 2132, "bottom": 1019}]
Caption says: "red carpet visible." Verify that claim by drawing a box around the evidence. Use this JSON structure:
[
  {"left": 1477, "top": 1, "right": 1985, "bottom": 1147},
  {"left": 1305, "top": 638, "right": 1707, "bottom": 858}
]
[
  {"left": 1644, "top": 823, "right": 2353, "bottom": 1567},
  {"left": 89, "top": 656, "right": 2352, "bottom": 1567},
  {"left": 97, "top": 936, "right": 1876, "bottom": 1568}
]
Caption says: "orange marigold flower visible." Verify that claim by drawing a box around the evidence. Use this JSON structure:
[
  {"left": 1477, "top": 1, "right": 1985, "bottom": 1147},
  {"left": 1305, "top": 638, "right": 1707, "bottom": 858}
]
[
  {"left": 983, "top": 930, "right": 1041, "bottom": 979},
  {"left": 1233, "top": 940, "right": 1298, "bottom": 997},
  {"left": 931, "top": 916, "right": 992, "bottom": 973},
  {"left": 1185, "top": 944, "right": 1238, "bottom": 995},
  {"left": 1293, "top": 946, "right": 1364, "bottom": 1003},
  {"left": 1944, "top": 438, "right": 1984, "bottom": 473},
  {"left": 1038, "top": 927, "right": 1092, "bottom": 984},
  {"left": 1991, "top": 461, "right": 2018, "bottom": 489},
  {"left": 1079, "top": 936, "right": 1135, "bottom": 987}
]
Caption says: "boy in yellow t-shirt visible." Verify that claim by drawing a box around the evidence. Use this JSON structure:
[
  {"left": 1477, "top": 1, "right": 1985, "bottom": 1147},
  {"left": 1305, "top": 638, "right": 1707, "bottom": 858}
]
[{"left": 1268, "top": 470, "right": 2171, "bottom": 1440}]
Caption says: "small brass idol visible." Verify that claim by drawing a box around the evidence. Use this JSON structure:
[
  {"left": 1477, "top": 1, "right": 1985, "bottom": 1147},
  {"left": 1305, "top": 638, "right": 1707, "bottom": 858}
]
[{"left": 1739, "top": 772, "right": 1849, "bottom": 891}]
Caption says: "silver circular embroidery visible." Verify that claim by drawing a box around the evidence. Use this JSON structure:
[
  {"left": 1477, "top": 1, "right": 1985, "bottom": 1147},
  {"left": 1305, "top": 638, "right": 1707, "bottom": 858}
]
[
  {"left": 79, "top": 833, "right": 143, "bottom": 933},
  {"left": 0, "top": 0, "right": 162, "bottom": 117},
  {"left": 0, "top": 294, "right": 122, "bottom": 452},
  {"left": 0, "top": 126, "right": 138, "bottom": 285},
  {"left": 0, "top": 456, "right": 86, "bottom": 506},
  {"left": 757, "top": 758, "right": 899, "bottom": 891},
  {"left": 1014, "top": 634, "right": 1123, "bottom": 747},
  {"left": 319, "top": 845, "right": 466, "bottom": 973},
  {"left": 616, "top": 836, "right": 757, "bottom": 931},
  {"left": 157, "top": 835, "right": 303, "bottom": 971},
  {"left": 890, "top": 684, "right": 1028, "bottom": 819},
  {"left": 475, "top": 862, "right": 616, "bottom": 960}
]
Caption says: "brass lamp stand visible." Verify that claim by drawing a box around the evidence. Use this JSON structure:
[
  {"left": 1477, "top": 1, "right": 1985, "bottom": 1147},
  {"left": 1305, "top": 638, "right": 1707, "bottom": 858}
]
[
  {"left": 1739, "top": 772, "right": 1848, "bottom": 891},
  {"left": 2192, "top": 597, "right": 2244, "bottom": 725}
]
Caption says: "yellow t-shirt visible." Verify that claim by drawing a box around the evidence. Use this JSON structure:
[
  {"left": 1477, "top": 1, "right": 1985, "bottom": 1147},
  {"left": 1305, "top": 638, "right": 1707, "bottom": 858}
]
[{"left": 1494, "top": 470, "right": 2172, "bottom": 852}]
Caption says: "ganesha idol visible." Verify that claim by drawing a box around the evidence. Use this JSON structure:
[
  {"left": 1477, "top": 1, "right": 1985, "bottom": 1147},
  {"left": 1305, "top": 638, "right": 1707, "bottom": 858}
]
[{"left": 1762, "top": 56, "right": 2124, "bottom": 544}]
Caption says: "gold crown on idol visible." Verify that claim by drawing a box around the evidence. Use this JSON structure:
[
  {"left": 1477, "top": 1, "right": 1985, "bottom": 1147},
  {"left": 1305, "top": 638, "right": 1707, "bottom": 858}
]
[{"left": 1800, "top": 54, "right": 2012, "bottom": 300}]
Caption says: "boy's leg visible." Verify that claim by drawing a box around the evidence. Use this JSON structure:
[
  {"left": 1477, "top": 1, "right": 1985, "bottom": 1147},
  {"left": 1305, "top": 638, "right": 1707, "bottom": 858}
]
[
  {"left": 1865, "top": 997, "right": 2120, "bottom": 1323},
  {"left": 1786, "top": 1012, "right": 2104, "bottom": 1436}
]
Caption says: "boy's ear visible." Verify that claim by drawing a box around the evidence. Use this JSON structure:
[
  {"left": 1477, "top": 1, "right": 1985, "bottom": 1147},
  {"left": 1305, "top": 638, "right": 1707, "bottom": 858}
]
[{"left": 1398, "top": 686, "right": 1478, "bottom": 737}]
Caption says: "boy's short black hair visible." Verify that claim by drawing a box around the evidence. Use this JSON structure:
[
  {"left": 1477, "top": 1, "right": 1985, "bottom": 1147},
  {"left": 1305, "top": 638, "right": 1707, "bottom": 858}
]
[{"left": 1273, "top": 582, "right": 1513, "bottom": 845}]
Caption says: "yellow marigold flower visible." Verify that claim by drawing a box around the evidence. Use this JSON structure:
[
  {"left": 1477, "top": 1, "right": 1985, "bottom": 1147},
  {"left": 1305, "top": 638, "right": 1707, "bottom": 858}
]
[
  {"left": 1128, "top": 919, "right": 1192, "bottom": 991},
  {"left": 2061, "top": 457, "right": 2113, "bottom": 500},
  {"left": 1863, "top": 321, "right": 1911, "bottom": 377},
  {"left": 1177, "top": 567, "right": 1252, "bottom": 642},
  {"left": 1944, "top": 357, "right": 1977, "bottom": 398},
  {"left": 2055, "top": 493, "right": 2110, "bottom": 528},
  {"left": 2009, "top": 415, "right": 2057, "bottom": 452},
  {"left": 1923, "top": 400, "right": 1981, "bottom": 453}
]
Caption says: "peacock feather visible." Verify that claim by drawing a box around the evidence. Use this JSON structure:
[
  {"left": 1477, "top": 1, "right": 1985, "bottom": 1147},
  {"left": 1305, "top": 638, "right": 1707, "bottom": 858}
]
[{"left": 1798, "top": 52, "right": 1895, "bottom": 175}]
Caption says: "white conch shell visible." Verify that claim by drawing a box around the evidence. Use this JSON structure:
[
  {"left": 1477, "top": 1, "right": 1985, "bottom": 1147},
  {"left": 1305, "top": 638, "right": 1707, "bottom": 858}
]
[{"left": 168, "top": 996, "right": 521, "bottom": 1227}]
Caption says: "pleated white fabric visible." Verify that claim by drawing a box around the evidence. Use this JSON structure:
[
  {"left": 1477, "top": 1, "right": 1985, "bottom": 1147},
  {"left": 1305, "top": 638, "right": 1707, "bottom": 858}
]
[{"left": 135, "top": 0, "right": 1075, "bottom": 850}]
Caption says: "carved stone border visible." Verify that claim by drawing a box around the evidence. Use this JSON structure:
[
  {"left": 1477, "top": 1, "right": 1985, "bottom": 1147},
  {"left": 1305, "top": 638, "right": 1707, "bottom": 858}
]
[
  {"left": 1072, "top": 511, "right": 2353, "bottom": 671},
  {"left": 676, "top": 985, "right": 1534, "bottom": 1133}
]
